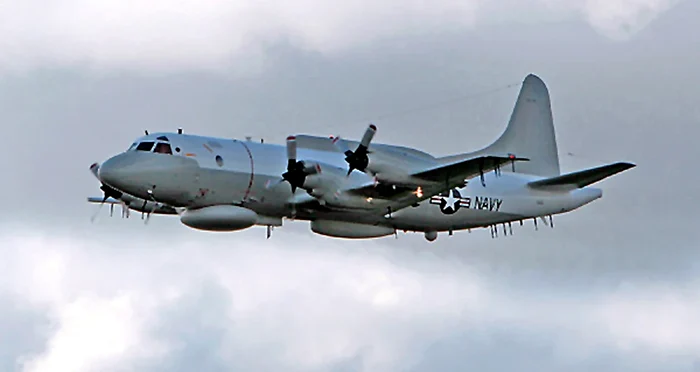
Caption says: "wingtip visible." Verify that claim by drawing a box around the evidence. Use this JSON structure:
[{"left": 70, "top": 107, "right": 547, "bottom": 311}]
[{"left": 616, "top": 161, "right": 637, "bottom": 169}]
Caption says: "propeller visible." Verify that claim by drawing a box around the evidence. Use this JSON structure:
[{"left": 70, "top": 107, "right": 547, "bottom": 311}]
[
  {"left": 332, "top": 124, "right": 376, "bottom": 176},
  {"left": 89, "top": 162, "right": 127, "bottom": 221},
  {"left": 143, "top": 190, "right": 159, "bottom": 224},
  {"left": 268, "top": 136, "right": 321, "bottom": 194}
]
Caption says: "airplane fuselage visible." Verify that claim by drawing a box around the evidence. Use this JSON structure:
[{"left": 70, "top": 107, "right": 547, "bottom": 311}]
[{"left": 96, "top": 132, "right": 602, "bottom": 236}]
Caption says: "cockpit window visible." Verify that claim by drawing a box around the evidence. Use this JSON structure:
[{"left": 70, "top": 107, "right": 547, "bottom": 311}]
[
  {"left": 154, "top": 142, "right": 173, "bottom": 155},
  {"left": 136, "top": 142, "right": 154, "bottom": 151},
  {"left": 127, "top": 142, "right": 137, "bottom": 151},
  {"left": 156, "top": 136, "right": 169, "bottom": 141}
]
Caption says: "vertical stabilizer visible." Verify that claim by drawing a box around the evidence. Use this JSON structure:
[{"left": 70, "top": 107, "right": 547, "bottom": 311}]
[
  {"left": 486, "top": 74, "right": 560, "bottom": 177},
  {"left": 445, "top": 74, "right": 560, "bottom": 177}
]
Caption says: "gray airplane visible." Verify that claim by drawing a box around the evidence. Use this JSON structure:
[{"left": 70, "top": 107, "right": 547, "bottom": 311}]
[{"left": 88, "top": 74, "right": 635, "bottom": 241}]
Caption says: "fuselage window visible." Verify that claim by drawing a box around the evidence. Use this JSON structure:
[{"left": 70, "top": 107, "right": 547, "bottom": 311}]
[
  {"left": 154, "top": 142, "right": 173, "bottom": 155},
  {"left": 136, "top": 142, "right": 155, "bottom": 152}
]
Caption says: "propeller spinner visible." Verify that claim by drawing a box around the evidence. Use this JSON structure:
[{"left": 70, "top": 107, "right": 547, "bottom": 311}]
[
  {"left": 333, "top": 124, "right": 376, "bottom": 176},
  {"left": 277, "top": 136, "right": 320, "bottom": 193}
]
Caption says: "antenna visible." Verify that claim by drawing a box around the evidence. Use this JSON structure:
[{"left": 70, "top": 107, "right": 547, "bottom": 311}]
[
  {"left": 178, "top": 128, "right": 183, "bottom": 134},
  {"left": 145, "top": 130, "right": 149, "bottom": 135}
]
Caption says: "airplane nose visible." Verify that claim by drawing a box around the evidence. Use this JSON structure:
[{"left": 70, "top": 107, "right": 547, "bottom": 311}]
[
  {"left": 97, "top": 154, "right": 133, "bottom": 187},
  {"left": 94, "top": 151, "right": 197, "bottom": 202},
  {"left": 97, "top": 158, "right": 116, "bottom": 185}
]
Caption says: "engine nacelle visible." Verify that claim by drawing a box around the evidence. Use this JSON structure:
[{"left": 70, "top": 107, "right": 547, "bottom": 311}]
[
  {"left": 311, "top": 220, "right": 395, "bottom": 239},
  {"left": 180, "top": 205, "right": 258, "bottom": 232}
]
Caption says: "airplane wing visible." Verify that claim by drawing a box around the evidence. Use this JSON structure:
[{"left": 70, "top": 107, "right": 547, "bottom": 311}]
[
  {"left": 527, "top": 162, "right": 636, "bottom": 191},
  {"left": 350, "top": 154, "right": 528, "bottom": 195},
  {"left": 342, "top": 154, "right": 528, "bottom": 211}
]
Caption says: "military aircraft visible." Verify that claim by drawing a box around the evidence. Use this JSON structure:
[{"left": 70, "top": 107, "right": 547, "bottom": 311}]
[{"left": 87, "top": 74, "right": 635, "bottom": 242}]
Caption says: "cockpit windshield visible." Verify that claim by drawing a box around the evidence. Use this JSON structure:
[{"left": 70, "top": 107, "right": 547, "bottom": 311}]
[
  {"left": 127, "top": 141, "right": 173, "bottom": 155},
  {"left": 136, "top": 142, "right": 155, "bottom": 151},
  {"left": 154, "top": 142, "right": 172, "bottom": 154}
]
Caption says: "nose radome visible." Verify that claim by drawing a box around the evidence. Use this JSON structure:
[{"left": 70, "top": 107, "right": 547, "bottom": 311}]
[{"left": 97, "top": 154, "right": 130, "bottom": 187}]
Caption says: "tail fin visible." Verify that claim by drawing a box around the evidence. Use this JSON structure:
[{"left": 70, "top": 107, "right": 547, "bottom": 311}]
[
  {"left": 444, "top": 74, "right": 560, "bottom": 177},
  {"left": 485, "top": 74, "right": 560, "bottom": 177}
]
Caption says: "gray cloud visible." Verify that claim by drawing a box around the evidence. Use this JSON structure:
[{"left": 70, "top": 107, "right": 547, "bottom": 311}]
[
  {"left": 0, "top": 0, "right": 682, "bottom": 74},
  {"left": 2, "top": 228, "right": 699, "bottom": 371},
  {"left": 1, "top": 0, "right": 699, "bottom": 371},
  {"left": 0, "top": 296, "right": 51, "bottom": 372}
]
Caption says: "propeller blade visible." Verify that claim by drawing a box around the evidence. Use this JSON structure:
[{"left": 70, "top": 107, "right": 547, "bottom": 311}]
[
  {"left": 121, "top": 201, "right": 130, "bottom": 218},
  {"left": 359, "top": 124, "right": 376, "bottom": 149},
  {"left": 283, "top": 136, "right": 303, "bottom": 193},
  {"left": 331, "top": 136, "right": 352, "bottom": 155},
  {"left": 145, "top": 202, "right": 158, "bottom": 224},
  {"left": 286, "top": 136, "right": 297, "bottom": 168},
  {"left": 142, "top": 190, "right": 159, "bottom": 224},
  {"left": 90, "top": 195, "right": 108, "bottom": 223},
  {"left": 141, "top": 199, "right": 147, "bottom": 220},
  {"left": 265, "top": 178, "right": 285, "bottom": 190}
]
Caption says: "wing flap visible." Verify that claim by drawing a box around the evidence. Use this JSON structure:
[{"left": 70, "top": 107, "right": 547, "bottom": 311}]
[{"left": 527, "top": 162, "right": 636, "bottom": 190}]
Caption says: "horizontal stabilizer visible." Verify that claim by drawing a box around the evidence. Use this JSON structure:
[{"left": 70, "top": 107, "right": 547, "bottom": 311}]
[{"left": 527, "top": 162, "right": 636, "bottom": 190}]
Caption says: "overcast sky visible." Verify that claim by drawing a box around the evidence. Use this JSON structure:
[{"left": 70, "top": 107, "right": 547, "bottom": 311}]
[{"left": 1, "top": 0, "right": 699, "bottom": 371}]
